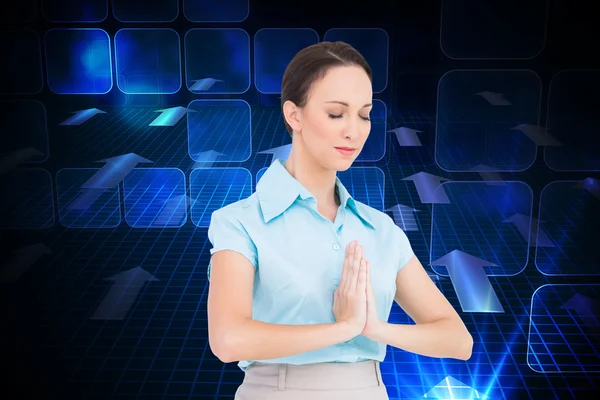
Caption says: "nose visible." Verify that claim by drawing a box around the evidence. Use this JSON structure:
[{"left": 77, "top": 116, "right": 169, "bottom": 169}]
[{"left": 343, "top": 118, "right": 361, "bottom": 140}]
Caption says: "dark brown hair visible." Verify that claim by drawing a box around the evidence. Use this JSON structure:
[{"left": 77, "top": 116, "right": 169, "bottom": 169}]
[{"left": 281, "top": 41, "right": 373, "bottom": 136}]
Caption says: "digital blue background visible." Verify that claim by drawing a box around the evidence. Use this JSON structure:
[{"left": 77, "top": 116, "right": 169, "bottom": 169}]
[{"left": 0, "top": 1, "right": 599, "bottom": 399}]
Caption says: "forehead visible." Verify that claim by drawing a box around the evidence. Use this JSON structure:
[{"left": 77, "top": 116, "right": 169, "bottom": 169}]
[{"left": 309, "top": 66, "right": 372, "bottom": 104}]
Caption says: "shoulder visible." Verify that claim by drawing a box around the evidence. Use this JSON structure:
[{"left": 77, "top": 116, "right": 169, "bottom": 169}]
[{"left": 209, "top": 192, "right": 261, "bottom": 227}]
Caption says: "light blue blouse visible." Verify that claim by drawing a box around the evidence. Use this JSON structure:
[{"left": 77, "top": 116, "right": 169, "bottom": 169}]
[{"left": 207, "top": 158, "right": 415, "bottom": 371}]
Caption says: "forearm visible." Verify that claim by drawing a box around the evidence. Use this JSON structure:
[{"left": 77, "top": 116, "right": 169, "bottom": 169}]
[
  {"left": 369, "top": 318, "right": 473, "bottom": 360},
  {"left": 221, "top": 320, "right": 356, "bottom": 363}
]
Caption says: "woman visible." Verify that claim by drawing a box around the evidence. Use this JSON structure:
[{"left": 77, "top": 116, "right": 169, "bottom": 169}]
[{"left": 206, "top": 41, "right": 473, "bottom": 400}]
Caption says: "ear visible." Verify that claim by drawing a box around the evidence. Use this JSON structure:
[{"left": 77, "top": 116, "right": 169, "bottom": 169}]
[{"left": 282, "top": 100, "right": 302, "bottom": 133}]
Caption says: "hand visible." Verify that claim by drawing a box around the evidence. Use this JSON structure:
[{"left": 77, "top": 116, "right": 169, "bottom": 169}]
[
  {"left": 333, "top": 241, "right": 367, "bottom": 337},
  {"left": 362, "top": 259, "right": 383, "bottom": 339}
]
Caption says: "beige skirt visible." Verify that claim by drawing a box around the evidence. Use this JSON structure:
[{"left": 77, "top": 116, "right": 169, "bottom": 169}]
[{"left": 234, "top": 360, "right": 390, "bottom": 400}]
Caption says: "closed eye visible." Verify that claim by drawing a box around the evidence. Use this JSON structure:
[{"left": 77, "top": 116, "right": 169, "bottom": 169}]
[{"left": 329, "top": 114, "right": 370, "bottom": 121}]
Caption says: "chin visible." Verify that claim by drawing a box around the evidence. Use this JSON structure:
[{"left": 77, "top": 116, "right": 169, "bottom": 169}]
[{"left": 332, "top": 159, "right": 354, "bottom": 172}]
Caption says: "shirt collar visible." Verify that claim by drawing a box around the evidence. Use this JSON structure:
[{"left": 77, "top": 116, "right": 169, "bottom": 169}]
[{"left": 256, "top": 158, "right": 375, "bottom": 229}]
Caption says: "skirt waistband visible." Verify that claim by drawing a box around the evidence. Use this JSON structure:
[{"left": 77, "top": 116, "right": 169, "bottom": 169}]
[{"left": 243, "top": 360, "right": 383, "bottom": 391}]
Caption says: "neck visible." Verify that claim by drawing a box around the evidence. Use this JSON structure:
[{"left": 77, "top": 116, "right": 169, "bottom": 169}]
[{"left": 284, "top": 136, "right": 339, "bottom": 208}]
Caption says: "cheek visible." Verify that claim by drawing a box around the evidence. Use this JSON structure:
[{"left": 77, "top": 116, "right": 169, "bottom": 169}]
[
  {"left": 360, "top": 123, "right": 371, "bottom": 143},
  {"left": 305, "top": 115, "right": 333, "bottom": 142}
]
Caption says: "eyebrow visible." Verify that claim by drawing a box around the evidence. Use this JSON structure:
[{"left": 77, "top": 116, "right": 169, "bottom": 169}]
[{"left": 324, "top": 101, "right": 372, "bottom": 108}]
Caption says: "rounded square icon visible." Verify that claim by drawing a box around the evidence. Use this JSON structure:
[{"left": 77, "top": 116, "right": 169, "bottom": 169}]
[
  {"left": 187, "top": 99, "right": 252, "bottom": 163},
  {"left": 123, "top": 168, "right": 187, "bottom": 228},
  {"left": 115, "top": 28, "right": 182, "bottom": 94},
  {"left": 430, "top": 181, "right": 533, "bottom": 276},
  {"left": 45, "top": 28, "right": 113, "bottom": 95},
  {"left": 528, "top": 284, "right": 600, "bottom": 373},
  {"left": 436, "top": 70, "right": 541, "bottom": 172},
  {"left": 184, "top": 28, "right": 250, "bottom": 94},
  {"left": 441, "top": 0, "right": 548, "bottom": 59}
]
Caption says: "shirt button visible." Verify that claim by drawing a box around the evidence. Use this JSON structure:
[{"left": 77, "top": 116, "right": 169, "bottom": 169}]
[{"left": 332, "top": 244, "right": 340, "bottom": 250}]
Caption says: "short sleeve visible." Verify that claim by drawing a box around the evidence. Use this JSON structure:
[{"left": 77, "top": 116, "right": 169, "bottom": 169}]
[
  {"left": 207, "top": 209, "right": 258, "bottom": 281},
  {"left": 394, "top": 224, "right": 415, "bottom": 273}
]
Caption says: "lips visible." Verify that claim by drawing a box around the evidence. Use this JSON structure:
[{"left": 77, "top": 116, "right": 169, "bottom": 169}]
[{"left": 335, "top": 147, "right": 356, "bottom": 156}]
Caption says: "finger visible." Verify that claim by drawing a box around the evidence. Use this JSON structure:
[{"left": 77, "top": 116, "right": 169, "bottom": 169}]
[
  {"left": 350, "top": 244, "right": 362, "bottom": 292},
  {"left": 339, "top": 241, "right": 353, "bottom": 293},
  {"left": 357, "top": 259, "right": 367, "bottom": 292},
  {"left": 341, "top": 240, "right": 355, "bottom": 293},
  {"left": 345, "top": 241, "right": 357, "bottom": 294},
  {"left": 366, "top": 261, "right": 373, "bottom": 298}
]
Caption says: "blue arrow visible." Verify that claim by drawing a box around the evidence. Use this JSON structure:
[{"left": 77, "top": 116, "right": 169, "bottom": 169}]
[
  {"left": 0, "top": 243, "right": 51, "bottom": 283},
  {"left": 259, "top": 144, "right": 292, "bottom": 163},
  {"left": 503, "top": 213, "right": 555, "bottom": 247},
  {"left": 561, "top": 293, "right": 599, "bottom": 327},
  {"left": 60, "top": 108, "right": 106, "bottom": 126},
  {"left": 389, "top": 127, "right": 423, "bottom": 146},
  {"left": 192, "top": 150, "right": 225, "bottom": 168},
  {"left": 189, "top": 78, "right": 222, "bottom": 91},
  {"left": 90, "top": 267, "right": 159, "bottom": 320},
  {"left": 424, "top": 376, "right": 487, "bottom": 399},
  {"left": 149, "top": 106, "right": 196, "bottom": 127},
  {"left": 81, "top": 153, "right": 153, "bottom": 189},
  {"left": 402, "top": 172, "right": 450, "bottom": 204},
  {"left": 430, "top": 249, "right": 504, "bottom": 313},
  {"left": 0, "top": 148, "right": 44, "bottom": 174},
  {"left": 386, "top": 204, "right": 420, "bottom": 231}
]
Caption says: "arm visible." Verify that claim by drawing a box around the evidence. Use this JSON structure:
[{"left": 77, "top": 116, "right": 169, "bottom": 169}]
[
  {"left": 367, "top": 255, "right": 473, "bottom": 360},
  {"left": 207, "top": 250, "right": 356, "bottom": 363}
]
